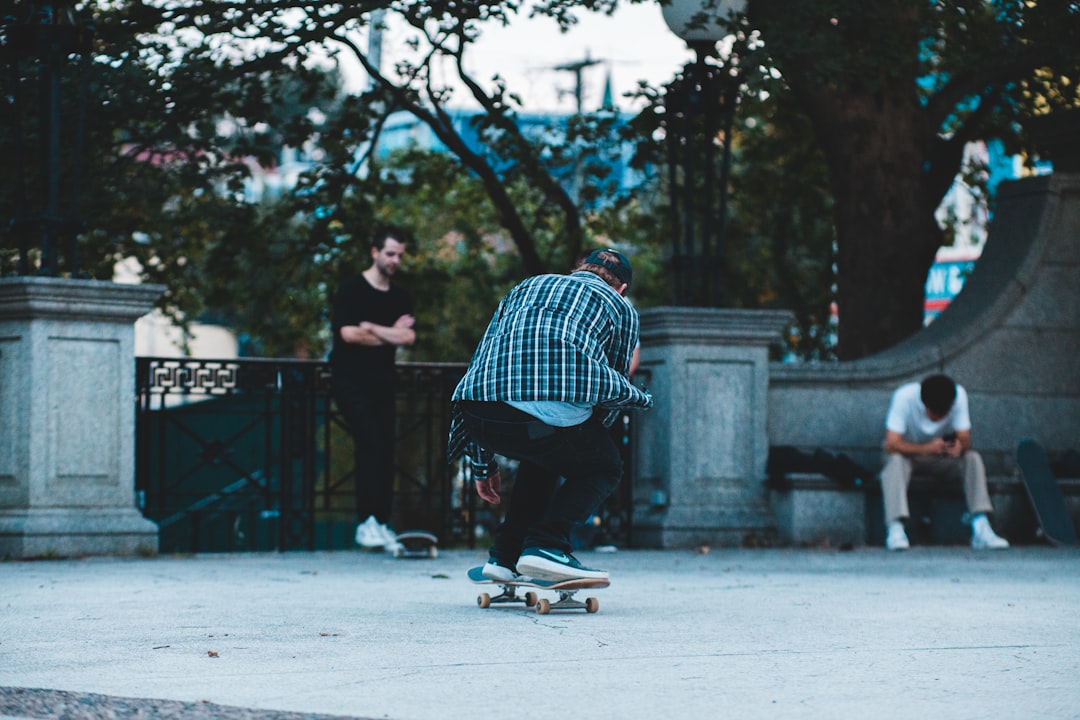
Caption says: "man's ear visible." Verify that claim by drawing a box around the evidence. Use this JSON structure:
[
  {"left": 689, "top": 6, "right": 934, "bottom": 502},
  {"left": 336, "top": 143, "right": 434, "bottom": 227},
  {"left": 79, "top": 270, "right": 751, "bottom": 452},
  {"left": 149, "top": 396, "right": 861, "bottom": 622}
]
[{"left": 618, "top": 282, "right": 628, "bottom": 296}]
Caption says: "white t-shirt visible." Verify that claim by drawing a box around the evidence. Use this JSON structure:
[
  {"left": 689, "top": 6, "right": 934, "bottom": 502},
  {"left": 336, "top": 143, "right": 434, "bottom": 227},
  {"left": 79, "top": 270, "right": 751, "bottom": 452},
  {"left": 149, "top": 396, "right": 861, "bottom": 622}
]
[
  {"left": 506, "top": 400, "right": 593, "bottom": 427},
  {"left": 885, "top": 381, "right": 972, "bottom": 443}
]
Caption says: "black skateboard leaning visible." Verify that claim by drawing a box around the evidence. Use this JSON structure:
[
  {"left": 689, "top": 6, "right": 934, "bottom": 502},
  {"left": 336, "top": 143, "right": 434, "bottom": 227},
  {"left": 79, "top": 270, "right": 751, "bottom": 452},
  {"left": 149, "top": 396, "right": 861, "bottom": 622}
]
[
  {"left": 1016, "top": 438, "right": 1078, "bottom": 547},
  {"left": 467, "top": 566, "right": 609, "bottom": 614}
]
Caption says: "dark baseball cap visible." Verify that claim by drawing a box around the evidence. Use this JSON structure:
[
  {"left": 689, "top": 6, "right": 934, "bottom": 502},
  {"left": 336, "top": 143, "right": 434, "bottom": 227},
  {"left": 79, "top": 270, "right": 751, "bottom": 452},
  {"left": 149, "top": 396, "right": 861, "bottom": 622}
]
[{"left": 583, "top": 248, "right": 633, "bottom": 289}]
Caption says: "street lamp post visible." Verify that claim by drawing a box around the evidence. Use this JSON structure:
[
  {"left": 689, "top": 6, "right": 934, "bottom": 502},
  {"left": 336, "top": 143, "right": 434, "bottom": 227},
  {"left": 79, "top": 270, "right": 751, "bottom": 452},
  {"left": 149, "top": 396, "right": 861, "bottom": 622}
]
[
  {"left": 631, "top": 1, "right": 793, "bottom": 550},
  {"left": 2, "top": 0, "right": 94, "bottom": 276},
  {"left": 661, "top": 0, "right": 745, "bottom": 307}
]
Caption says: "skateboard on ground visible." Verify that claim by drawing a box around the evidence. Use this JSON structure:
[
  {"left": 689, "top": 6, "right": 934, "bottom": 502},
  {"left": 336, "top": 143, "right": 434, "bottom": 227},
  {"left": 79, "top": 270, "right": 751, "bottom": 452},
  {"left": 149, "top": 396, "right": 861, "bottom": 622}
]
[
  {"left": 1017, "top": 438, "right": 1078, "bottom": 547},
  {"left": 466, "top": 565, "right": 609, "bottom": 614},
  {"left": 391, "top": 531, "right": 439, "bottom": 558}
]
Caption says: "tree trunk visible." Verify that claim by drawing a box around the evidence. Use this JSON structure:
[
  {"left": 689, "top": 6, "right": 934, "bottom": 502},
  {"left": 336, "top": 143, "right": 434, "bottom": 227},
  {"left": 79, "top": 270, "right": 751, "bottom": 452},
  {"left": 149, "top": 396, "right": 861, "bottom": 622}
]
[
  {"left": 832, "top": 186, "right": 942, "bottom": 360},
  {"left": 824, "top": 99, "right": 943, "bottom": 360},
  {"left": 751, "top": 0, "right": 950, "bottom": 360}
]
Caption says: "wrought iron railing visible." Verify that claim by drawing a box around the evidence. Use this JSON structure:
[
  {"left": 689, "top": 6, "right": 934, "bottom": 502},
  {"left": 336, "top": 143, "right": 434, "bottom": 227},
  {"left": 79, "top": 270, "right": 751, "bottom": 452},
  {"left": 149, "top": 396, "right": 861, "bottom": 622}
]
[
  {"left": 135, "top": 357, "right": 637, "bottom": 554},
  {"left": 135, "top": 358, "right": 464, "bottom": 552}
]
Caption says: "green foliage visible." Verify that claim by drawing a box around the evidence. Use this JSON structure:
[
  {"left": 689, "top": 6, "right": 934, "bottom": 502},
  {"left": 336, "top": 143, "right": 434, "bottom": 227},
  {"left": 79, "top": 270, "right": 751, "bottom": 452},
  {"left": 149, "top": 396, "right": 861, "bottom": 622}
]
[
  {"left": 622, "top": 54, "right": 838, "bottom": 360},
  {"left": 724, "top": 75, "right": 838, "bottom": 361},
  {"left": 745, "top": 0, "right": 1080, "bottom": 358},
  {"left": 4, "top": 0, "right": 1078, "bottom": 363},
  {"left": 364, "top": 148, "right": 524, "bottom": 363}
]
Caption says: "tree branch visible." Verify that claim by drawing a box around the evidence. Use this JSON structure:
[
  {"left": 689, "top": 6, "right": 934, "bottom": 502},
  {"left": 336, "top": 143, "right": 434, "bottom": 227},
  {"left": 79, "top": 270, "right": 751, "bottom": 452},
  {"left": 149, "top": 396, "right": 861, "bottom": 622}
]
[{"left": 334, "top": 28, "right": 548, "bottom": 274}]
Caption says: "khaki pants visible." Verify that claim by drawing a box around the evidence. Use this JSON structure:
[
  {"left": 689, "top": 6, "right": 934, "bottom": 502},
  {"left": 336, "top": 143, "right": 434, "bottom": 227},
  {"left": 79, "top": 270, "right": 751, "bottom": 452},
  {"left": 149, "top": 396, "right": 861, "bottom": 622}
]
[{"left": 879, "top": 451, "right": 994, "bottom": 524}]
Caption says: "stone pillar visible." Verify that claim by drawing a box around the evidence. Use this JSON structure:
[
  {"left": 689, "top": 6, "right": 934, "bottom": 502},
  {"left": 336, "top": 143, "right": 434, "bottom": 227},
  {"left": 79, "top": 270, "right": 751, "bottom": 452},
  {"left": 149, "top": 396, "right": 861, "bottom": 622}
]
[
  {"left": 0, "top": 277, "right": 164, "bottom": 558},
  {"left": 632, "top": 307, "right": 792, "bottom": 548}
]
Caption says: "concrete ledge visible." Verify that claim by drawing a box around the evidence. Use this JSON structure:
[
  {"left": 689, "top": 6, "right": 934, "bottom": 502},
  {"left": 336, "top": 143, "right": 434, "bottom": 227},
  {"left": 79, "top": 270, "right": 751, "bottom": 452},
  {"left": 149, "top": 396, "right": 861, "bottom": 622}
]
[
  {"left": 0, "top": 276, "right": 165, "bottom": 324},
  {"left": 0, "top": 508, "right": 158, "bottom": 559},
  {"left": 769, "top": 473, "right": 865, "bottom": 547},
  {"left": 770, "top": 470, "right": 1080, "bottom": 548}
]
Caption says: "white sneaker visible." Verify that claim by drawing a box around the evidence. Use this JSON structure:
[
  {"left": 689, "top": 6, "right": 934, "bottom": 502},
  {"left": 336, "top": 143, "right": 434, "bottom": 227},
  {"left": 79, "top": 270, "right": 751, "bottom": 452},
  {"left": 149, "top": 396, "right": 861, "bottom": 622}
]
[
  {"left": 375, "top": 522, "right": 402, "bottom": 551},
  {"left": 886, "top": 521, "right": 910, "bottom": 551},
  {"left": 481, "top": 558, "right": 520, "bottom": 582},
  {"left": 355, "top": 516, "right": 385, "bottom": 548},
  {"left": 378, "top": 522, "right": 398, "bottom": 546},
  {"left": 971, "top": 521, "right": 1009, "bottom": 550}
]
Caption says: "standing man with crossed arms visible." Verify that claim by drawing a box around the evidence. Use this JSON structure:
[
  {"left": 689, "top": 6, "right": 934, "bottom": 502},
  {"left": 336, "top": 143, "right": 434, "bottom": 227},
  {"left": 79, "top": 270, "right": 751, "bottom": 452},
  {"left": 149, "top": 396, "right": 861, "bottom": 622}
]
[{"left": 331, "top": 226, "right": 416, "bottom": 550}]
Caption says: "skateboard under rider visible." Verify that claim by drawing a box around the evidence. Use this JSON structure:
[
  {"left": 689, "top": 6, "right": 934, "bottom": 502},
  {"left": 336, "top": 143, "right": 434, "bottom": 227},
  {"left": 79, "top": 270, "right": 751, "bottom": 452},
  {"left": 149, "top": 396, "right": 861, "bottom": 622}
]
[{"left": 467, "top": 565, "right": 609, "bottom": 614}]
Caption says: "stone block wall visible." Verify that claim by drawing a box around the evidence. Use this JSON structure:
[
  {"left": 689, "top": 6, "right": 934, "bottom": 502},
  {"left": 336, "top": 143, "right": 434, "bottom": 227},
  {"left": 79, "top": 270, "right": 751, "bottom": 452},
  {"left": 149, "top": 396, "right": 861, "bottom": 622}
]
[{"left": 766, "top": 174, "right": 1080, "bottom": 545}]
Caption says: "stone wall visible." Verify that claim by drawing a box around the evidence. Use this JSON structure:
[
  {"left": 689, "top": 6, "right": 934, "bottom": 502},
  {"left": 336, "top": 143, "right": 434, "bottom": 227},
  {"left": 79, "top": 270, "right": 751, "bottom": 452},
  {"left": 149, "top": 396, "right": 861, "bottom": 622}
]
[
  {"left": 0, "top": 278, "right": 163, "bottom": 558},
  {"left": 766, "top": 174, "right": 1080, "bottom": 541}
]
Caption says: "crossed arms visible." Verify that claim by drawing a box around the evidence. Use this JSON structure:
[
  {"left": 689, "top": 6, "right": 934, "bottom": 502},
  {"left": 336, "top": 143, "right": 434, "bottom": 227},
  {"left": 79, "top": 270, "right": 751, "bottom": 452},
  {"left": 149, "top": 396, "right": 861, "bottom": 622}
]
[{"left": 339, "top": 314, "right": 416, "bottom": 347}]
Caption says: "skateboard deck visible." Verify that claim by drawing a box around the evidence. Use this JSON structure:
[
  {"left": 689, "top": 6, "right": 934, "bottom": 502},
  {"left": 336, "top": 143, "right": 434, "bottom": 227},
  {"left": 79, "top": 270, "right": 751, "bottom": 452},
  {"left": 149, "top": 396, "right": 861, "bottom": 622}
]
[
  {"left": 467, "top": 565, "right": 609, "bottom": 614},
  {"left": 1017, "top": 438, "right": 1078, "bottom": 547},
  {"left": 392, "top": 531, "right": 438, "bottom": 559}
]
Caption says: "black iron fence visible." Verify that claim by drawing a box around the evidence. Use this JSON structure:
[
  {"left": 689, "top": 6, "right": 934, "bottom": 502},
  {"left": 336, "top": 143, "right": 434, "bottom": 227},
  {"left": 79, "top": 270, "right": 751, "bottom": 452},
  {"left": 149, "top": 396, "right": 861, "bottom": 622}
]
[{"left": 135, "top": 357, "right": 636, "bottom": 553}]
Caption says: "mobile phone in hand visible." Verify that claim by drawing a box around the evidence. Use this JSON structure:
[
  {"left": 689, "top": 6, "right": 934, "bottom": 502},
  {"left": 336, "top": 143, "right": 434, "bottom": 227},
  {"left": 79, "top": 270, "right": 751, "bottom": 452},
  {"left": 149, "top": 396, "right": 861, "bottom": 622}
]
[{"left": 942, "top": 431, "right": 958, "bottom": 443}]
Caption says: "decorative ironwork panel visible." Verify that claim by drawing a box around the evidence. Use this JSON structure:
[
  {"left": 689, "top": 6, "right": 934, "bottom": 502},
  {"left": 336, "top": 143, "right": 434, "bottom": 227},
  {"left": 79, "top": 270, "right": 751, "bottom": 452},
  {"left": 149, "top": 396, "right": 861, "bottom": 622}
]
[{"left": 135, "top": 358, "right": 636, "bottom": 553}]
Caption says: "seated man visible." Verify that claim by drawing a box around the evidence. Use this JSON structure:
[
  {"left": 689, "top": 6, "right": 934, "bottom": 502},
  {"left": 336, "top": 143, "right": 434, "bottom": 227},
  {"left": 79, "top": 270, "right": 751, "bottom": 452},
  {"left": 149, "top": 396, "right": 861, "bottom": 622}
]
[{"left": 880, "top": 374, "right": 1009, "bottom": 551}]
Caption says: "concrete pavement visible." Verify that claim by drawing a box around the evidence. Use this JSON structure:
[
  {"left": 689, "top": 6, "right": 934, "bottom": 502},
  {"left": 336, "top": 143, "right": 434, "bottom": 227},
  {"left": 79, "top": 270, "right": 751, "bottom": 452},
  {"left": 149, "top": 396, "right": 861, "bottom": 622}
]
[{"left": 2, "top": 547, "right": 1079, "bottom": 719}]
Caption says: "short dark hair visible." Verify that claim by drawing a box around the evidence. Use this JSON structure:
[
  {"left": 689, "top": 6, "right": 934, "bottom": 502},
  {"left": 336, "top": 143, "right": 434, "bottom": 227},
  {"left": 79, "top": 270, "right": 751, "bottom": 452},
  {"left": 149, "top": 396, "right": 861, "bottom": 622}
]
[
  {"left": 921, "top": 374, "right": 957, "bottom": 417},
  {"left": 372, "top": 225, "right": 410, "bottom": 251}
]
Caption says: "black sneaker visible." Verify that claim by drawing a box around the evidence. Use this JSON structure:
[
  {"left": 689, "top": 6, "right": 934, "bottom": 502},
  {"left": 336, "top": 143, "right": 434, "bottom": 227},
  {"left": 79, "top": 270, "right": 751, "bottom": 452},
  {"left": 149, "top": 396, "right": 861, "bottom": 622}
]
[
  {"left": 516, "top": 547, "right": 609, "bottom": 582},
  {"left": 481, "top": 558, "right": 520, "bottom": 582}
]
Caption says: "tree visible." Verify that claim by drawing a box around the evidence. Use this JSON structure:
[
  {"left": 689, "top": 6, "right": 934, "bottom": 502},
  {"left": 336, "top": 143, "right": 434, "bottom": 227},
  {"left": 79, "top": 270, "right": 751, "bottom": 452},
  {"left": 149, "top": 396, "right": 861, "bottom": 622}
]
[
  {"left": 743, "top": 0, "right": 1080, "bottom": 359},
  {"left": 7, "top": 1, "right": 1074, "bottom": 363},
  {"left": 99, "top": 0, "right": 639, "bottom": 278},
  {"left": 58, "top": 0, "right": 643, "bottom": 356},
  {"left": 626, "top": 44, "right": 839, "bottom": 360},
  {"left": 720, "top": 72, "right": 838, "bottom": 360},
  {"left": 1, "top": 0, "right": 274, "bottom": 330}
]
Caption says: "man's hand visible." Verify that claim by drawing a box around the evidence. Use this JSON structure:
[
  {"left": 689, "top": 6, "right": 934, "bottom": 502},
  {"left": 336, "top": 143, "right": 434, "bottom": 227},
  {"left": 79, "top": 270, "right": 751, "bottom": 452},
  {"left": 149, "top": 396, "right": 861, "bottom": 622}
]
[
  {"left": 393, "top": 314, "right": 416, "bottom": 329},
  {"left": 475, "top": 471, "right": 501, "bottom": 505},
  {"left": 941, "top": 435, "right": 964, "bottom": 458},
  {"left": 886, "top": 429, "right": 968, "bottom": 458}
]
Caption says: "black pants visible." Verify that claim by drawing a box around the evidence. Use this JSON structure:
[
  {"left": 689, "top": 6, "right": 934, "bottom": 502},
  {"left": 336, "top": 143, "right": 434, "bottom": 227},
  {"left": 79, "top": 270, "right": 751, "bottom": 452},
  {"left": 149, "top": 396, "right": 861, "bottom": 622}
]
[
  {"left": 460, "top": 401, "right": 623, "bottom": 563},
  {"left": 333, "top": 381, "right": 396, "bottom": 525}
]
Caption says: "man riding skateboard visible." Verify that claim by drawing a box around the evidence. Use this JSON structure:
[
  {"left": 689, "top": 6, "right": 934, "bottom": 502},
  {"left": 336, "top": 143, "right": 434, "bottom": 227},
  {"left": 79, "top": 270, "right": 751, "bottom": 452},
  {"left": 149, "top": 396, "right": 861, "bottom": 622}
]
[{"left": 447, "top": 249, "right": 652, "bottom": 583}]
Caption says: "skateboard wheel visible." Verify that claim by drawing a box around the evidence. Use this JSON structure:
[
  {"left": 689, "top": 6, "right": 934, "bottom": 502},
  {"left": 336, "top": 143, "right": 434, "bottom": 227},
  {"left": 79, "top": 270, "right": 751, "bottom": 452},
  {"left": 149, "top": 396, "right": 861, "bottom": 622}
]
[
  {"left": 585, "top": 597, "right": 599, "bottom": 613},
  {"left": 536, "top": 599, "right": 551, "bottom": 615},
  {"left": 477, "top": 593, "right": 491, "bottom": 609},
  {"left": 524, "top": 591, "right": 539, "bottom": 607},
  {"left": 427, "top": 546, "right": 438, "bottom": 559}
]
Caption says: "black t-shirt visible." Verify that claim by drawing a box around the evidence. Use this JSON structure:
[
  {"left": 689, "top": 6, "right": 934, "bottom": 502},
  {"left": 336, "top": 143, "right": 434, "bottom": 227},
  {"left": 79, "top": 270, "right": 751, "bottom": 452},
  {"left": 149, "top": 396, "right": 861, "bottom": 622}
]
[{"left": 330, "top": 274, "right": 414, "bottom": 386}]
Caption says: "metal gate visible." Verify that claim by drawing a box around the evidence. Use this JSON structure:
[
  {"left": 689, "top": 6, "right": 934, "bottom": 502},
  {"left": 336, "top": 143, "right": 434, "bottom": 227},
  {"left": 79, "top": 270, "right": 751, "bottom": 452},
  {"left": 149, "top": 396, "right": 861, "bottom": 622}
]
[
  {"left": 135, "top": 358, "right": 468, "bottom": 553},
  {"left": 135, "top": 357, "right": 636, "bottom": 553}
]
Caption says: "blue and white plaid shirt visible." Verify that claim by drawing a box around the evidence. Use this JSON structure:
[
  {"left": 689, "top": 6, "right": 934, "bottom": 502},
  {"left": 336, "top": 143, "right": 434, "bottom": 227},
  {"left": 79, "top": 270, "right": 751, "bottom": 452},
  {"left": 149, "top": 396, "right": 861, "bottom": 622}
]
[{"left": 447, "top": 271, "right": 653, "bottom": 479}]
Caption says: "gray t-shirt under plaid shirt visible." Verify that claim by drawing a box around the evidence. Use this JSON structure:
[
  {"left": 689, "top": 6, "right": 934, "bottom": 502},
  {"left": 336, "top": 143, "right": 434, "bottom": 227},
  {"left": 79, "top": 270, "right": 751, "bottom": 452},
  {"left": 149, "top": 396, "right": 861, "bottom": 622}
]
[{"left": 447, "top": 271, "right": 653, "bottom": 478}]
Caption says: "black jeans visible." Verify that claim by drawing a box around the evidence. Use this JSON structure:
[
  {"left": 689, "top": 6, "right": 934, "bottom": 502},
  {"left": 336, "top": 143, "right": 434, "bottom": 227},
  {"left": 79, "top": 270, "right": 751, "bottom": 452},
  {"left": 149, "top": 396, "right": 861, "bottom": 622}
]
[
  {"left": 460, "top": 401, "right": 623, "bottom": 562},
  {"left": 333, "top": 380, "right": 396, "bottom": 525}
]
